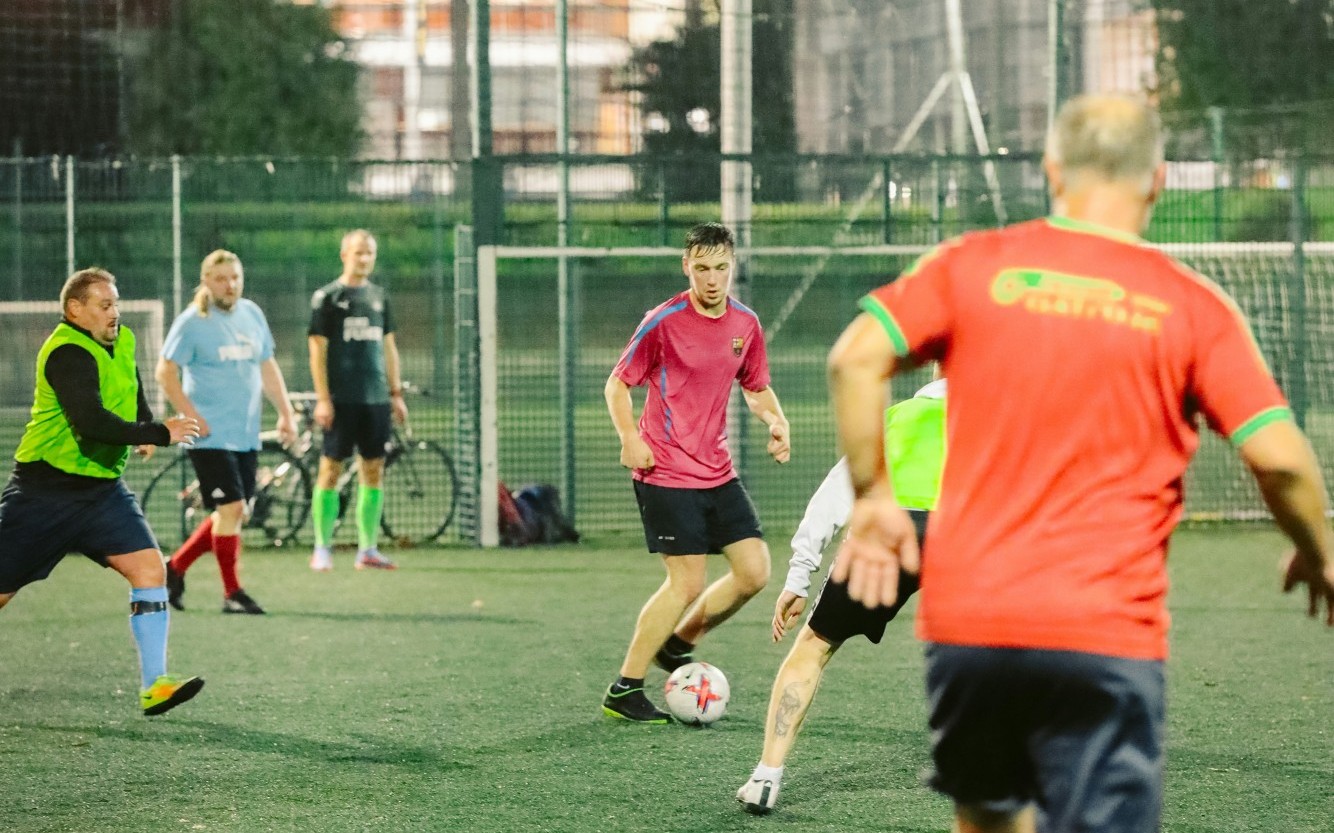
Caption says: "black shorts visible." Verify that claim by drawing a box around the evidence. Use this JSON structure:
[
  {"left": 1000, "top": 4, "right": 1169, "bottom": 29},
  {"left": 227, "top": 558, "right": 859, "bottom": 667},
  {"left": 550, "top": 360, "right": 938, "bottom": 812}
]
[
  {"left": 807, "top": 508, "right": 928, "bottom": 644},
  {"left": 925, "top": 643, "right": 1165, "bottom": 831},
  {"left": 633, "top": 478, "right": 763, "bottom": 555},
  {"left": 188, "top": 449, "right": 258, "bottom": 510},
  {"left": 0, "top": 479, "right": 159, "bottom": 594},
  {"left": 322, "top": 402, "right": 392, "bottom": 461}
]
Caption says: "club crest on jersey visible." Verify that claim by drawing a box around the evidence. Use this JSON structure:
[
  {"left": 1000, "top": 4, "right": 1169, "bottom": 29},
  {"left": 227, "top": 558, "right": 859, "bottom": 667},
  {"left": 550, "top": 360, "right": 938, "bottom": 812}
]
[{"left": 731, "top": 337, "right": 744, "bottom": 356}]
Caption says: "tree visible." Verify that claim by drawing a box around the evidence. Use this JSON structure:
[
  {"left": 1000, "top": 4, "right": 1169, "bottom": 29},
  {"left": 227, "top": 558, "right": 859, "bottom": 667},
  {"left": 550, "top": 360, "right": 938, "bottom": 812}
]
[
  {"left": 125, "top": 0, "right": 362, "bottom": 156},
  {"left": 1152, "top": 0, "right": 1334, "bottom": 155},
  {"left": 0, "top": 0, "right": 141, "bottom": 156},
  {"left": 626, "top": 0, "right": 796, "bottom": 199}
]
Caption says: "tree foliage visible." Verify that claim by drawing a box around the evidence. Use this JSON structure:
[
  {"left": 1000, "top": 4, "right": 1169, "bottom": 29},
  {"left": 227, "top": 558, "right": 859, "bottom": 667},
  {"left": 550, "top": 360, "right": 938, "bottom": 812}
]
[
  {"left": 125, "top": 0, "right": 362, "bottom": 157},
  {"left": 627, "top": 0, "right": 795, "bottom": 158},
  {"left": 1152, "top": 0, "right": 1334, "bottom": 154},
  {"left": 0, "top": 0, "right": 131, "bottom": 156}
]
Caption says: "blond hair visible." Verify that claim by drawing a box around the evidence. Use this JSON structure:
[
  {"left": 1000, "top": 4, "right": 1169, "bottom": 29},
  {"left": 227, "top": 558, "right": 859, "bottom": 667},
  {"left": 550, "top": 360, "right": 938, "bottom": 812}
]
[
  {"left": 341, "top": 228, "right": 376, "bottom": 253},
  {"left": 194, "top": 249, "right": 242, "bottom": 316},
  {"left": 1046, "top": 94, "right": 1164, "bottom": 193},
  {"left": 60, "top": 267, "right": 116, "bottom": 315}
]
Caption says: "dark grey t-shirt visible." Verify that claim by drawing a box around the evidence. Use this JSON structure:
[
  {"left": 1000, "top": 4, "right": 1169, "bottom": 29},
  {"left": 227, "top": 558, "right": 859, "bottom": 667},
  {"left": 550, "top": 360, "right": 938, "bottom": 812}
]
[{"left": 308, "top": 280, "right": 396, "bottom": 404}]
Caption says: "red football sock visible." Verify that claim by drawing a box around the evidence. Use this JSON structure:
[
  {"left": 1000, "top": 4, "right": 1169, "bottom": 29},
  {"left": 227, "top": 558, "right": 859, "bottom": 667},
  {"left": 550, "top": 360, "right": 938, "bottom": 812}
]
[
  {"left": 169, "top": 517, "right": 214, "bottom": 573},
  {"left": 213, "top": 533, "right": 242, "bottom": 597}
]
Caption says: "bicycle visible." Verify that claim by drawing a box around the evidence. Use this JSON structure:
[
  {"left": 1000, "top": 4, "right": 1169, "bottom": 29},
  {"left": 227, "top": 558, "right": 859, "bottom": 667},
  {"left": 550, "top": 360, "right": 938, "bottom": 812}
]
[{"left": 141, "top": 384, "right": 459, "bottom": 549}]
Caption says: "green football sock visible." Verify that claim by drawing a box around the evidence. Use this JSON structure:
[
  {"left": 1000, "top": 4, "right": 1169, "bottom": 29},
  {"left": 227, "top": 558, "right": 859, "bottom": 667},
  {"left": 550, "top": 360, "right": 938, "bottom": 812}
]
[
  {"left": 356, "top": 484, "right": 384, "bottom": 550},
  {"left": 311, "top": 487, "right": 340, "bottom": 548}
]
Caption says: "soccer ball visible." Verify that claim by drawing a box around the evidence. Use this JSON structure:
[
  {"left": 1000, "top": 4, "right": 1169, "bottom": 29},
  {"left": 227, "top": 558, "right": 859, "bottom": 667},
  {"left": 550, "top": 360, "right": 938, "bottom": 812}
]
[{"left": 664, "top": 661, "right": 730, "bottom": 725}]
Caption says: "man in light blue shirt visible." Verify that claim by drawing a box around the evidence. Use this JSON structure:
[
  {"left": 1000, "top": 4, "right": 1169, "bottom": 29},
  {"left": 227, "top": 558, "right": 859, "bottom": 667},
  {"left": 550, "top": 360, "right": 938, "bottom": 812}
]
[{"left": 155, "top": 250, "right": 297, "bottom": 614}]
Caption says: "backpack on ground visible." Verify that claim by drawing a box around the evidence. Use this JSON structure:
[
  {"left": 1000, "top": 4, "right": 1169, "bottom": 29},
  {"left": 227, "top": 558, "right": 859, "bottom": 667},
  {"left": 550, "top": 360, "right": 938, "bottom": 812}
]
[{"left": 511, "top": 483, "right": 580, "bottom": 545}]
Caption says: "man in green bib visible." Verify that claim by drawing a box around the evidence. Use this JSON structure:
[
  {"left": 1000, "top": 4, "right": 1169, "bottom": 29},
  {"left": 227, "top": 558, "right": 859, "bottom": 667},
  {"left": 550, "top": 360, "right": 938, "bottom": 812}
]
[
  {"left": 0, "top": 268, "right": 205, "bottom": 716},
  {"left": 737, "top": 378, "right": 946, "bottom": 814}
]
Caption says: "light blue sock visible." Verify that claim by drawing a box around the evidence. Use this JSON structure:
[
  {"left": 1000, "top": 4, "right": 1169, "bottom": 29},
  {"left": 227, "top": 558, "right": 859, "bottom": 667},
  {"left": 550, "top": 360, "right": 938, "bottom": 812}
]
[{"left": 129, "top": 586, "right": 170, "bottom": 689}]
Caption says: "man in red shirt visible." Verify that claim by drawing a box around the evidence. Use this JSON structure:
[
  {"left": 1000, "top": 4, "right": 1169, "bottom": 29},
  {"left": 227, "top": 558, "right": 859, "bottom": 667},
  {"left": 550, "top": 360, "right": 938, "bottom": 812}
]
[
  {"left": 602, "top": 222, "right": 791, "bottom": 723},
  {"left": 828, "top": 94, "right": 1334, "bottom": 832}
]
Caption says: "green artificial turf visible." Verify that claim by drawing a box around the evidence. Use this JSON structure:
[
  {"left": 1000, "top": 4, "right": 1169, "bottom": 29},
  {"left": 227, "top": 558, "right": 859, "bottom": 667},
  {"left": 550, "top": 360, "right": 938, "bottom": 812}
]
[{"left": 0, "top": 527, "right": 1328, "bottom": 832}]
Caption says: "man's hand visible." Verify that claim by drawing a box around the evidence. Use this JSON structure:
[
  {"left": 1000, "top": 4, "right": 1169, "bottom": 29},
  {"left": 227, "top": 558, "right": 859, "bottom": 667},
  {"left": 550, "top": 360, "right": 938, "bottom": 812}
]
[
  {"left": 766, "top": 420, "right": 791, "bottom": 464},
  {"left": 831, "top": 494, "right": 920, "bottom": 609},
  {"left": 276, "top": 412, "right": 298, "bottom": 448},
  {"left": 314, "top": 399, "right": 334, "bottom": 431},
  {"left": 772, "top": 590, "right": 807, "bottom": 642},
  {"left": 619, "top": 435, "right": 655, "bottom": 472},
  {"left": 164, "top": 414, "right": 201, "bottom": 447},
  {"left": 134, "top": 444, "right": 155, "bottom": 459},
  {"left": 391, "top": 394, "right": 408, "bottom": 426},
  {"left": 1281, "top": 550, "right": 1334, "bottom": 626},
  {"left": 192, "top": 415, "right": 211, "bottom": 439}
]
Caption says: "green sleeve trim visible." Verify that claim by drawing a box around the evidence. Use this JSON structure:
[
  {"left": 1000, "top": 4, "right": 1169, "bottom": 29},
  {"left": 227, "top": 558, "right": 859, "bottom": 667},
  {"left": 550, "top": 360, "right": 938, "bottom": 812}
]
[
  {"left": 1229, "top": 406, "right": 1293, "bottom": 447},
  {"left": 857, "top": 295, "right": 910, "bottom": 357}
]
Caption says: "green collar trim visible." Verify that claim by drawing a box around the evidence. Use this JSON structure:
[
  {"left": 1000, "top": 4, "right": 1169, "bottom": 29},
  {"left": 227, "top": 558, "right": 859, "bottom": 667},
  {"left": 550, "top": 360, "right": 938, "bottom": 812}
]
[{"left": 1045, "top": 215, "right": 1143, "bottom": 245}]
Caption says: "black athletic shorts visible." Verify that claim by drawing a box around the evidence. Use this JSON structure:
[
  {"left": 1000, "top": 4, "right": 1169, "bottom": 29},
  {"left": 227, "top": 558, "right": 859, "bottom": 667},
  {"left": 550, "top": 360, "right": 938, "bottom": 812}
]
[
  {"left": 0, "top": 479, "right": 159, "bottom": 594},
  {"left": 633, "top": 478, "right": 763, "bottom": 556},
  {"left": 187, "top": 449, "right": 258, "bottom": 510},
  {"left": 807, "top": 508, "right": 928, "bottom": 644},
  {"left": 322, "top": 402, "right": 392, "bottom": 461},
  {"left": 925, "top": 643, "right": 1165, "bottom": 831}
]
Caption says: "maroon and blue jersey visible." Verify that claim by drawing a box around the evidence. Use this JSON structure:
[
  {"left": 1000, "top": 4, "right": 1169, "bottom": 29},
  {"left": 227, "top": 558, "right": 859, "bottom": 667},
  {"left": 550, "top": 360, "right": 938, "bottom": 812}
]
[{"left": 612, "top": 290, "right": 771, "bottom": 488}]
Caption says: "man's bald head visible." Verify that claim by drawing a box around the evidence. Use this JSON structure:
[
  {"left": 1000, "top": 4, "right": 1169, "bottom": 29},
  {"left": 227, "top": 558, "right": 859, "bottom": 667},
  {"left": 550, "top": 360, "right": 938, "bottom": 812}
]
[{"left": 1046, "top": 94, "right": 1164, "bottom": 194}]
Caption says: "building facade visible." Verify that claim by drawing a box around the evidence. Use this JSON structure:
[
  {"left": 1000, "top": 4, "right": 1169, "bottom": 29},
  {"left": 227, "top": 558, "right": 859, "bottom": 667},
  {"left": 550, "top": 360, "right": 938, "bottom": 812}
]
[{"left": 305, "top": 0, "right": 639, "bottom": 158}]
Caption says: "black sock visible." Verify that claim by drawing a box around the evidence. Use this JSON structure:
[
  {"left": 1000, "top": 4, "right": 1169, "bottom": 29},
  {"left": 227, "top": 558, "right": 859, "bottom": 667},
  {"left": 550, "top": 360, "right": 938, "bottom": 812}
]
[
  {"left": 662, "top": 634, "right": 694, "bottom": 657},
  {"left": 612, "top": 676, "right": 644, "bottom": 693}
]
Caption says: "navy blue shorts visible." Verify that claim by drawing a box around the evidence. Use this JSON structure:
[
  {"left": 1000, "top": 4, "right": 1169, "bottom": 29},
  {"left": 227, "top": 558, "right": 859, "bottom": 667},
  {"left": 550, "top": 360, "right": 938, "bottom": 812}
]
[
  {"left": 188, "top": 449, "right": 258, "bottom": 510},
  {"left": 0, "top": 479, "right": 160, "bottom": 594},
  {"left": 924, "top": 643, "right": 1165, "bottom": 831},
  {"left": 322, "top": 402, "right": 392, "bottom": 461},
  {"left": 807, "top": 509, "right": 927, "bottom": 644},
  {"left": 633, "top": 479, "right": 763, "bottom": 555}
]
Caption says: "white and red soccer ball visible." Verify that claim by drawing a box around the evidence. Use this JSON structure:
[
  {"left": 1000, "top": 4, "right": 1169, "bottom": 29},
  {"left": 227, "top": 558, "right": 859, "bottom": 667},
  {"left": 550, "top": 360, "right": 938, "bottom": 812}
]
[{"left": 664, "top": 661, "right": 730, "bottom": 725}]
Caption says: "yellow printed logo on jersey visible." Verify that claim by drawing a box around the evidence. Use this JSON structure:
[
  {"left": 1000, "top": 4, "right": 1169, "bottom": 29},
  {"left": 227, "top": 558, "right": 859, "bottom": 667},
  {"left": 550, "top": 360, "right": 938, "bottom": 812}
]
[
  {"left": 731, "top": 337, "right": 744, "bottom": 356},
  {"left": 991, "top": 268, "right": 1171, "bottom": 333}
]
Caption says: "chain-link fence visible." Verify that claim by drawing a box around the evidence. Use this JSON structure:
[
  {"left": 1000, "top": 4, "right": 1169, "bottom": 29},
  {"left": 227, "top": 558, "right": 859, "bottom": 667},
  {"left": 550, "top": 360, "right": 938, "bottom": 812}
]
[{"left": 0, "top": 153, "right": 1331, "bottom": 546}]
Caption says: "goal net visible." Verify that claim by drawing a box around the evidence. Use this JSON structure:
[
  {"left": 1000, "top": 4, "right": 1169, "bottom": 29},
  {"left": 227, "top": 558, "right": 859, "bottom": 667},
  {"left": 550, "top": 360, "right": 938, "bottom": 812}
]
[{"left": 461, "top": 242, "right": 1333, "bottom": 540}]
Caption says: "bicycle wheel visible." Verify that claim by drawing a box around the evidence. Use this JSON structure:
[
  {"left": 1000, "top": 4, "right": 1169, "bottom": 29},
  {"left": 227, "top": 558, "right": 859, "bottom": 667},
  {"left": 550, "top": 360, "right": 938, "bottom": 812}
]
[
  {"left": 247, "top": 443, "right": 312, "bottom": 547},
  {"left": 380, "top": 439, "right": 458, "bottom": 546},
  {"left": 139, "top": 452, "right": 202, "bottom": 549}
]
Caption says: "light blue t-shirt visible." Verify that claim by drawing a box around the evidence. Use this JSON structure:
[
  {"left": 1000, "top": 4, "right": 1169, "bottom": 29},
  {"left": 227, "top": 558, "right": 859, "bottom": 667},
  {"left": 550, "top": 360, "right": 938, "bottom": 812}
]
[{"left": 161, "top": 299, "right": 276, "bottom": 451}]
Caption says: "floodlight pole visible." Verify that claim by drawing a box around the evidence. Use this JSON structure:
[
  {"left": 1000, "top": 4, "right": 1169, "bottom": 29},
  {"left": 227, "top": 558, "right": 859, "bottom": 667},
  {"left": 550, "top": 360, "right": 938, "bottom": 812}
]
[
  {"left": 556, "top": 0, "right": 578, "bottom": 523},
  {"left": 402, "top": 0, "right": 424, "bottom": 160},
  {"left": 893, "top": 0, "right": 1006, "bottom": 224},
  {"left": 720, "top": 0, "right": 753, "bottom": 251},
  {"left": 721, "top": 0, "right": 753, "bottom": 471}
]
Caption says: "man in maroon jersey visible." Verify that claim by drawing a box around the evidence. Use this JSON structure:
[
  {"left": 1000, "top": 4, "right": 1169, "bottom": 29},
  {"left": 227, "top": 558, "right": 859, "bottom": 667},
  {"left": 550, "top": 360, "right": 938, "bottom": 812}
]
[
  {"left": 602, "top": 222, "right": 791, "bottom": 723},
  {"left": 828, "top": 94, "right": 1333, "bottom": 832}
]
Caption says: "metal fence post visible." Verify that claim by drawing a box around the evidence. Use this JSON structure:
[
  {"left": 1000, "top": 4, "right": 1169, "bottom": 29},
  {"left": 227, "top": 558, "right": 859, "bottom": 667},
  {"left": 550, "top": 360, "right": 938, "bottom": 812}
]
[
  {"left": 432, "top": 174, "right": 449, "bottom": 400},
  {"left": 171, "top": 155, "right": 182, "bottom": 316},
  {"left": 453, "top": 225, "right": 481, "bottom": 545},
  {"left": 1287, "top": 154, "right": 1308, "bottom": 430},
  {"left": 881, "top": 158, "right": 893, "bottom": 244},
  {"left": 11, "top": 156, "right": 22, "bottom": 299},
  {"left": 658, "top": 160, "right": 670, "bottom": 247},
  {"left": 65, "top": 155, "right": 75, "bottom": 275},
  {"left": 1208, "top": 106, "right": 1225, "bottom": 242}
]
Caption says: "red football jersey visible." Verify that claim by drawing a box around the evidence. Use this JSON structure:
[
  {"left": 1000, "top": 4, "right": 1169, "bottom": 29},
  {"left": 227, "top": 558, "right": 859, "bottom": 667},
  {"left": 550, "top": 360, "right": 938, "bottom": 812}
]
[
  {"left": 863, "top": 216, "right": 1290, "bottom": 660},
  {"left": 612, "top": 290, "right": 771, "bottom": 489}
]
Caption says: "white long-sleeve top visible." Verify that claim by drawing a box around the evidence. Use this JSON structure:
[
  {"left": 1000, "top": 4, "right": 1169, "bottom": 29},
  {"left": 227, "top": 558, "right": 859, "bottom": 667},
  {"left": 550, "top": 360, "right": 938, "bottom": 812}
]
[
  {"left": 783, "top": 378, "right": 946, "bottom": 597},
  {"left": 782, "top": 456, "right": 855, "bottom": 597}
]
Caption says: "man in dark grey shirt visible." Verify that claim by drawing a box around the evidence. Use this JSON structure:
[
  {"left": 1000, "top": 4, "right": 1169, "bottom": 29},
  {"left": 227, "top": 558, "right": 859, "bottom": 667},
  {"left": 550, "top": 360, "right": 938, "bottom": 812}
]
[{"left": 307, "top": 229, "right": 408, "bottom": 572}]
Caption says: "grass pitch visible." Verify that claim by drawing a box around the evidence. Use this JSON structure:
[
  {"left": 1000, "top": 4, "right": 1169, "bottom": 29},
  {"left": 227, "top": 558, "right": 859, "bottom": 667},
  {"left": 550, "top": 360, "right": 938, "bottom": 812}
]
[{"left": 1, "top": 527, "right": 1329, "bottom": 832}]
